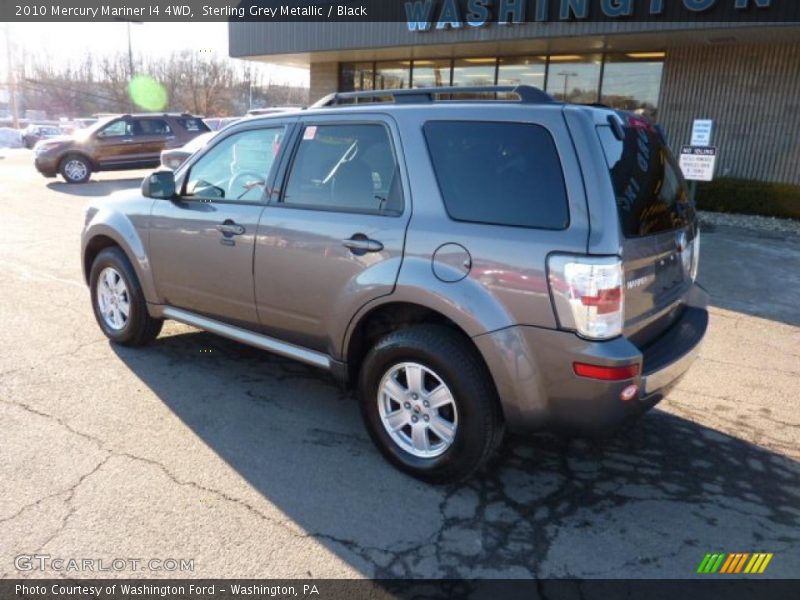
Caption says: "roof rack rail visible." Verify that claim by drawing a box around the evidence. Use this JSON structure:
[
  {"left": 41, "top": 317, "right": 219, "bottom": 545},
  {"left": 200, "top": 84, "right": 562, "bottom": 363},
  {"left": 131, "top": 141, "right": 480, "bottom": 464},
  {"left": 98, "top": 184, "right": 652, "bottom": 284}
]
[{"left": 311, "top": 85, "right": 554, "bottom": 108}]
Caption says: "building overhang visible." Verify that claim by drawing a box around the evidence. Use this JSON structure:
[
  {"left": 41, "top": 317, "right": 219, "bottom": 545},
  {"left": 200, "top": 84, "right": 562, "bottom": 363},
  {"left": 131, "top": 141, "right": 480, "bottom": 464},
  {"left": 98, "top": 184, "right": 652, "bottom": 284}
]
[{"left": 230, "top": 22, "right": 800, "bottom": 67}]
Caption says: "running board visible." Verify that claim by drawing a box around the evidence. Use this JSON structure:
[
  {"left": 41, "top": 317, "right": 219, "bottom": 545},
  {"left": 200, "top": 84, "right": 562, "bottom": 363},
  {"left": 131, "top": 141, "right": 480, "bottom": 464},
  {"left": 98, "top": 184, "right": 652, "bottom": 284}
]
[{"left": 160, "top": 306, "right": 331, "bottom": 370}]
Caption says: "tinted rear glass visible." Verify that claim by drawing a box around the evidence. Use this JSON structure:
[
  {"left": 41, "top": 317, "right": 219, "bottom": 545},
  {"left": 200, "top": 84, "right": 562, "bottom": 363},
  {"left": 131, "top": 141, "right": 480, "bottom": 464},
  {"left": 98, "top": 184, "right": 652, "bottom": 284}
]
[
  {"left": 597, "top": 119, "right": 694, "bottom": 237},
  {"left": 423, "top": 121, "right": 569, "bottom": 229},
  {"left": 176, "top": 118, "right": 210, "bottom": 132}
]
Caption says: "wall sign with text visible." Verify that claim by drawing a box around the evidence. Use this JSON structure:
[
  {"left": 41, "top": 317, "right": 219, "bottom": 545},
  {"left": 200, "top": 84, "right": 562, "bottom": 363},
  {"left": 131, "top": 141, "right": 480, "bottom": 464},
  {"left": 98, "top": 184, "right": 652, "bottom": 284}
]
[{"left": 679, "top": 146, "right": 718, "bottom": 182}]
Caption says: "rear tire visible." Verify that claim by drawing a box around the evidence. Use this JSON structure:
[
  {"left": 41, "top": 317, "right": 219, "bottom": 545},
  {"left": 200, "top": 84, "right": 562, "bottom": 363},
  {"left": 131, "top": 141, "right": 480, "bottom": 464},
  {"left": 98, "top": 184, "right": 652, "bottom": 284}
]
[
  {"left": 89, "top": 247, "right": 162, "bottom": 346},
  {"left": 60, "top": 154, "right": 92, "bottom": 183},
  {"left": 359, "top": 325, "right": 504, "bottom": 484}
]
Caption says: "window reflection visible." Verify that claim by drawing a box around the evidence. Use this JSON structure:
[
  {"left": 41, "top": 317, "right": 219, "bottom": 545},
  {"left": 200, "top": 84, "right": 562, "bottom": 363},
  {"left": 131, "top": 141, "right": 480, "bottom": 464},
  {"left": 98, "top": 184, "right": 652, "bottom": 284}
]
[
  {"left": 340, "top": 62, "right": 374, "bottom": 92},
  {"left": 545, "top": 55, "right": 602, "bottom": 103},
  {"left": 601, "top": 53, "right": 665, "bottom": 119},
  {"left": 452, "top": 58, "right": 497, "bottom": 86},
  {"left": 497, "top": 56, "right": 547, "bottom": 87},
  {"left": 339, "top": 51, "right": 664, "bottom": 117},
  {"left": 375, "top": 61, "right": 410, "bottom": 90},
  {"left": 411, "top": 59, "right": 451, "bottom": 88},
  {"left": 452, "top": 58, "right": 496, "bottom": 98}
]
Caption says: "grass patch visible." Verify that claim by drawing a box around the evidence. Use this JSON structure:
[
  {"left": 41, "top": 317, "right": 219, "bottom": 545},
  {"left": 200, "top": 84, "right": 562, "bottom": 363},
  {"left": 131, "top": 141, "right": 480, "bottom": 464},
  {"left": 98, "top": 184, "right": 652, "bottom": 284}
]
[{"left": 696, "top": 178, "right": 800, "bottom": 220}]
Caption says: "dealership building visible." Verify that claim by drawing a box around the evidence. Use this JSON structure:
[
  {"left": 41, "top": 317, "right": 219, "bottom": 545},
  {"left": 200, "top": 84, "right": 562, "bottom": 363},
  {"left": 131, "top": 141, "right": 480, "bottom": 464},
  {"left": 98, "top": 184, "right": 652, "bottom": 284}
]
[{"left": 230, "top": 13, "right": 800, "bottom": 185}]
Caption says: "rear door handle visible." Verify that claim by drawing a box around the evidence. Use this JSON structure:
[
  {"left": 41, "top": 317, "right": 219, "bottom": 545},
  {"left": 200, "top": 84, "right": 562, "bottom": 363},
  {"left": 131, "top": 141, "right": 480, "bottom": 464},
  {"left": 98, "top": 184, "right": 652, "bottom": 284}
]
[
  {"left": 342, "top": 235, "right": 383, "bottom": 254},
  {"left": 217, "top": 222, "right": 245, "bottom": 236}
]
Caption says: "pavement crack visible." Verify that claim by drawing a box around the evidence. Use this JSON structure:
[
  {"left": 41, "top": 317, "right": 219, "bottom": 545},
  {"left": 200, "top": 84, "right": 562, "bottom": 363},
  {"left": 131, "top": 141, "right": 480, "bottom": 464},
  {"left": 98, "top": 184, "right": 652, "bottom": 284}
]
[
  {"left": 28, "top": 454, "right": 113, "bottom": 553},
  {"left": 0, "top": 397, "right": 107, "bottom": 451}
]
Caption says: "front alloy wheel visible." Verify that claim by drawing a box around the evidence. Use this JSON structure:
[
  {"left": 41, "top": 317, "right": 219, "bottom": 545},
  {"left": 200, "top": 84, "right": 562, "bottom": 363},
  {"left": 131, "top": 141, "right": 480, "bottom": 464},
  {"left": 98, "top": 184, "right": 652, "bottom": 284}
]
[
  {"left": 96, "top": 267, "right": 130, "bottom": 331},
  {"left": 89, "top": 247, "right": 163, "bottom": 346},
  {"left": 60, "top": 155, "right": 91, "bottom": 183}
]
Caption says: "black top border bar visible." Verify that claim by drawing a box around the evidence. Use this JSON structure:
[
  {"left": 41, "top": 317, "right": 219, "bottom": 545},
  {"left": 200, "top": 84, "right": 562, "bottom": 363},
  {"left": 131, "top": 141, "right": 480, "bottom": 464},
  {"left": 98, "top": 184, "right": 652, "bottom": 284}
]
[{"left": 2, "top": 0, "right": 800, "bottom": 23}]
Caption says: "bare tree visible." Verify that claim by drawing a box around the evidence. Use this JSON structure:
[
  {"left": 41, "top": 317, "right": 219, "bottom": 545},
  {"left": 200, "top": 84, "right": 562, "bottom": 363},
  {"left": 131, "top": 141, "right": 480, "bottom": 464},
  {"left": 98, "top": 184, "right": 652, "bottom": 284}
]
[{"left": 14, "top": 51, "right": 308, "bottom": 119}]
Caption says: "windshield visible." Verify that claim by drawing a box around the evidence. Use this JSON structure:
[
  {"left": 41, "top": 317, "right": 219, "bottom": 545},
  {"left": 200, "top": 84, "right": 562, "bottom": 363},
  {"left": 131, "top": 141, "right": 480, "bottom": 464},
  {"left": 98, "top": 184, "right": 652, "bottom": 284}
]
[{"left": 184, "top": 131, "right": 214, "bottom": 152}]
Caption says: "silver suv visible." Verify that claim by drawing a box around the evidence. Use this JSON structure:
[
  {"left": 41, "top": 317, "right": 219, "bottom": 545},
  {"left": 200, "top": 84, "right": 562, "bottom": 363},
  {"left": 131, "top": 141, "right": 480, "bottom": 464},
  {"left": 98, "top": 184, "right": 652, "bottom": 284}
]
[{"left": 82, "top": 86, "right": 708, "bottom": 483}]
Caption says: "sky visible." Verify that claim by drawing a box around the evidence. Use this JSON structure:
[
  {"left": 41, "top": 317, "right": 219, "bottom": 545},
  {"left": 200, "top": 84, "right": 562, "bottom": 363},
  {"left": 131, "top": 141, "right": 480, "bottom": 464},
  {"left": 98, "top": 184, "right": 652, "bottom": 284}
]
[{"left": 2, "top": 22, "right": 309, "bottom": 86}]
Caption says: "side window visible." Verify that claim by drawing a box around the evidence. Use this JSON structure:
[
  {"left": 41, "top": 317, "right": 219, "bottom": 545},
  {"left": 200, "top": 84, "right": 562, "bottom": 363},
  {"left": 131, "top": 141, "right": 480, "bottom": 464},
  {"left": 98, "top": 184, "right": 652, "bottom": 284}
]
[
  {"left": 134, "top": 119, "right": 171, "bottom": 136},
  {"left": 97, "top": 120, "right": 129, "bottom": 138},
  {"left": 282, "top": 123, "right": 402, "bottom": 215},
  {"left": 184, "top": 127, "right": 285, "bottom": 203},
  {"left": 423, "top": 121, "right": 569, "bottom": 229},
  {"left": 176, "top": 117, "right": 209, "bottom": 133}
]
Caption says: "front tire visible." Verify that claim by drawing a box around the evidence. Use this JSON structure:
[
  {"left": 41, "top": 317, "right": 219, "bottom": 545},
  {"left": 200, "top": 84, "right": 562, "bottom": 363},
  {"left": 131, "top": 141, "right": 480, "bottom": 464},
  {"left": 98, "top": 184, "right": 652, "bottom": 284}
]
[
  {"left": 60, "top": 154, "right": 92, "bottom": 183},
  {"left": 359, "top": 325, "right": 503, "bottom": 484},
  {"left": 89, "top": 247, "right": 162, "bottom": 346}
]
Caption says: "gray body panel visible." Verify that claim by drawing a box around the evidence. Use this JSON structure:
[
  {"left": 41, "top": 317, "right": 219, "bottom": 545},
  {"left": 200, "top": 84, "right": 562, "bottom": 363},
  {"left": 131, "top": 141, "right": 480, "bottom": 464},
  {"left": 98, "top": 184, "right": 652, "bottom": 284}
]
[
  {"left": 149, "top": 200, "right": 265, "bottom": 326},
  {"left": 82, "top": 98, "right": 708, "bottom": 434},
  {"left": 391, "top": 104, "right": 590, "bottom": 335},
  {"left": 254, "top": 112, "right": 412, "bottom": 357}
]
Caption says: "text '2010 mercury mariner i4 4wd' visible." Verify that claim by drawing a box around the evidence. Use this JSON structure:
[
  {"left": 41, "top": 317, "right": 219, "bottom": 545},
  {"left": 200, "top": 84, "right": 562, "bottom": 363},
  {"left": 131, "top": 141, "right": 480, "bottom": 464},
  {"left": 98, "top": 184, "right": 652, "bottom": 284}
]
[{"left": 82, "top": 86, "right": 708, "bottom": 483}]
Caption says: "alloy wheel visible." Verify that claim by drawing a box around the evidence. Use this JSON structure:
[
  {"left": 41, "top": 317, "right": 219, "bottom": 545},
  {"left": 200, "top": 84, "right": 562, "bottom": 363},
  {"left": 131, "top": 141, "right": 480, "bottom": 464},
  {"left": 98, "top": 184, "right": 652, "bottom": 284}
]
[
  {"left": 96, "top": 267, "right": 130, "bottom": 330},
  {"left": 64, "top": 159, "right": 88, "bottom": 182},
  {"left": 377, "top": 361, "right": 459, "bottom": 458}
]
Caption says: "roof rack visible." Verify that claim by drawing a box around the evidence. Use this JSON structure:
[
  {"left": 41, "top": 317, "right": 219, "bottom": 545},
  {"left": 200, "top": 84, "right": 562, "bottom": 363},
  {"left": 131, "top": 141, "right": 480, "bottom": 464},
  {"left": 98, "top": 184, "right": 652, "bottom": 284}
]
[{"left": 311, "top": 85, "right": 554, "bottom": 108}]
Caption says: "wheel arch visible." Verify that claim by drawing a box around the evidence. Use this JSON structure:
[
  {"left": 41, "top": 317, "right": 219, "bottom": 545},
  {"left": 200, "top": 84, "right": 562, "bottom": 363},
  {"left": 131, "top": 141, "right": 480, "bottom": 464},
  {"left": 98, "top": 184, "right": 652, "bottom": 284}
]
[
  {"left": 343, "top": 300, "right": 507, "bottom": 419},
  {"left": 82, "top": 210, "right": 158, "bottom": 304},
  {"left": 83, "top": 234, "right": 119, "bottom": 284}
]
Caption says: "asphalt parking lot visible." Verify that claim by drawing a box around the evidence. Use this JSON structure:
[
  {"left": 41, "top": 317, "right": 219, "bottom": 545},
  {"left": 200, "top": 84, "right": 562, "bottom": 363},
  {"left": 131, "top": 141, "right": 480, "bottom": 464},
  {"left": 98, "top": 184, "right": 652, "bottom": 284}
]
[{"left": 1, "top": 148, "right": 799, "bottom": 579}]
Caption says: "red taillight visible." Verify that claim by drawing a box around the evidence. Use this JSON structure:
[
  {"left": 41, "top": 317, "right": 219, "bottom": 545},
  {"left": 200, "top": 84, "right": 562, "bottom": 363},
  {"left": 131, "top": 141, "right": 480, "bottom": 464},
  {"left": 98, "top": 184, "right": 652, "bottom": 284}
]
[
  {"left": 627, "top": 115, "right": 655, "bottom": 132},
  {"left": 547, "top": 256, "right": 625, "bottom": 340},
  {"left": 573, "top": 362, "right": 640, "bottom": 381},
  {"left": 579, "top": 287, "right": 622, "bottom": 315}
]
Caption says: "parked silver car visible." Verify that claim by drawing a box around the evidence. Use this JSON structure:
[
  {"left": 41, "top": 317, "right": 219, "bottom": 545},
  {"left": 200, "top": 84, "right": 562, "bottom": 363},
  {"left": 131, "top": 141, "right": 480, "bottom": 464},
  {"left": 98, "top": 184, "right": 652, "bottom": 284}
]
[
  {"left": 81, "top": 86, "right": 707, "bottom": 483},
  {"left": 160, "top": 130, "right": 216, "bottom": 169}
]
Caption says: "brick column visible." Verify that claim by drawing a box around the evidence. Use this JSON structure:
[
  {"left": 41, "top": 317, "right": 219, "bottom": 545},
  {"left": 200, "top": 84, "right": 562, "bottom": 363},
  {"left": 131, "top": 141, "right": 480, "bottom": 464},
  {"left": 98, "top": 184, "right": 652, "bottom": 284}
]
[{"left": 309, "top": 62, "right": 339, "bottom": 104}]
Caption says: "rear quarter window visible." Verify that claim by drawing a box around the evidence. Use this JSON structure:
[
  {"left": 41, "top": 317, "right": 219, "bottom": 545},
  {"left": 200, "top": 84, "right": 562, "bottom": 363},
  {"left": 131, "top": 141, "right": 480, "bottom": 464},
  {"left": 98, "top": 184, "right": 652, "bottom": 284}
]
[
  {"left": 423, "top": 121, "right": 569, "bottom": 229},
  {"left": 597, "top": 119, "right": 695, "bottom": 238},
  {"left": 176, "top": 118, "right": 210, "bottom": 133}
]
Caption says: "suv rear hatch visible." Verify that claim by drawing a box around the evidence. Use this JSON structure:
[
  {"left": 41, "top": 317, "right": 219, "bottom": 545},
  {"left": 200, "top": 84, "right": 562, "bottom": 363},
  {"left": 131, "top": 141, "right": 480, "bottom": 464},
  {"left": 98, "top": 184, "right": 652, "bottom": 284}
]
[{"left": 596, "top": 114, "right": 699, "bottom": 348}]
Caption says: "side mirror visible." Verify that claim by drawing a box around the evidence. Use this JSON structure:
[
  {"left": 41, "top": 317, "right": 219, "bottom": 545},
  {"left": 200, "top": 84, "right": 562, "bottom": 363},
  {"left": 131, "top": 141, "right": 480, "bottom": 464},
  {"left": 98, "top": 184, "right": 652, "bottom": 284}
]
[{"left": 142, "top": 170, "right": 176, "bottom": 199}]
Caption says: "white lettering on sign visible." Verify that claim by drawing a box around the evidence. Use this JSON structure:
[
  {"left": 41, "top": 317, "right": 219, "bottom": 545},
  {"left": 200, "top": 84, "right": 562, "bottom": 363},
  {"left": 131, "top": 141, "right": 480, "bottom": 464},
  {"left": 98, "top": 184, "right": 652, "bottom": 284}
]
[
  {"left": 679, "top": 146, "right": 718, "bottom": 182},
  {"left": 690, "top": 119, "right": 713, "bottom": 147}
]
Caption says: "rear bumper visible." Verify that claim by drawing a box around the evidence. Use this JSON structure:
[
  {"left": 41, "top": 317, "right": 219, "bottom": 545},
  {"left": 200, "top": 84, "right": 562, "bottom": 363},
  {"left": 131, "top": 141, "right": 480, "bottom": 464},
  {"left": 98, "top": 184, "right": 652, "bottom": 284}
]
[
  {"left": 474, "top": 284, "right": 709, "bottom": 434},
  {"left": 640, "top": 287, "right": 709, "bottom": 395}
]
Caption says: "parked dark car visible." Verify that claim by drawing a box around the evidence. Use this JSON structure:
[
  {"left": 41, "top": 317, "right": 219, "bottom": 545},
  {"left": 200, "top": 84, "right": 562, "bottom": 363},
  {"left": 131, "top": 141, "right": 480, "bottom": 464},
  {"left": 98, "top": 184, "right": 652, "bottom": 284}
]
[
  {"left": 22, "top": 124, "right": 62, "bottom": 149},
  {"left": 203, "top": 117, "right": 242, "bottom": 131},
  {"left": 160, "top": 131, "right": 215, "bottom": 170},
  {"left": 81, "top": 86, "right": 707, "bottom": 483},
  {"left": 34, "top": 113, "right": 209, "bottom": 183}
]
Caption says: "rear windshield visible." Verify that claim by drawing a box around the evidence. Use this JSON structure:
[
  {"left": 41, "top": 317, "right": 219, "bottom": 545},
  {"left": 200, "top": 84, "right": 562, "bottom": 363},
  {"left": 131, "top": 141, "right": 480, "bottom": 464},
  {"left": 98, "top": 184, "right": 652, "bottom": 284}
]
[
  {"left": 423, "top": 121, "right": 569, "bottom": 230},
  {"left": 597, "top": 119, "right": 694, "bottom": 238},
  {"left": 176, "top": 117, "right": 210, "bottom": 133}
]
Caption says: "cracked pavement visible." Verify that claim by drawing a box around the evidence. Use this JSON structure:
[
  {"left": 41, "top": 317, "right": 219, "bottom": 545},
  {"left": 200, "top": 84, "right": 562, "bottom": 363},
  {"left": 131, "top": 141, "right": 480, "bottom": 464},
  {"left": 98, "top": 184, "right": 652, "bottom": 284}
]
[{"left": 1, "top": 149, "right": 799, "bottom": 579}]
